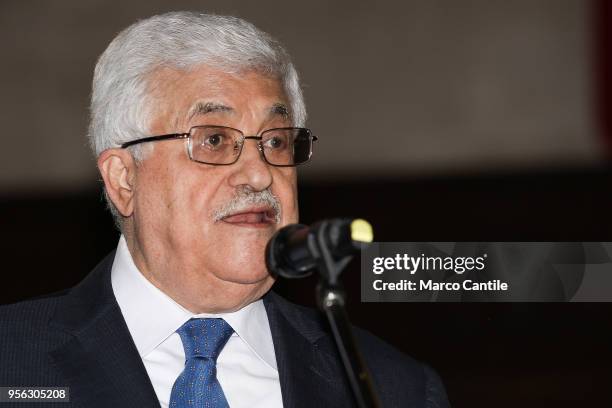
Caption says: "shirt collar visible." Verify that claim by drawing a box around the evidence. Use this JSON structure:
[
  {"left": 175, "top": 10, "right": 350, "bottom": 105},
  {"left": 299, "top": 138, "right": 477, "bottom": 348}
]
[{"left": 110, "top": 235, "right": 277, "bottom": 370}]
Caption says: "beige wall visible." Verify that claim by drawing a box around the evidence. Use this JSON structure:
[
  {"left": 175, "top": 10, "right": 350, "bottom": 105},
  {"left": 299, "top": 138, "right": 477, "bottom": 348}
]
[{"left": 0, "top": 0, "right": 602, "bottom": 190}]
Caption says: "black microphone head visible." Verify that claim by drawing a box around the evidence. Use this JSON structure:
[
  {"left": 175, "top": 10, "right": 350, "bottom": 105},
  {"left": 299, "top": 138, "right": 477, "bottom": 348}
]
[
  {"left": 266, "top": 218, "right": 373, "bottom": 280},
  {"left": 266, "top": 223, "right": 313, "bottom": 278}
]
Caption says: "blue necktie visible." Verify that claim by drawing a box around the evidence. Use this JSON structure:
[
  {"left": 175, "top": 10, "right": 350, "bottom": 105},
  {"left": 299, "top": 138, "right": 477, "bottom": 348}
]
[{"left": 169, "top": 318, "right": 234, "bottom": 408}]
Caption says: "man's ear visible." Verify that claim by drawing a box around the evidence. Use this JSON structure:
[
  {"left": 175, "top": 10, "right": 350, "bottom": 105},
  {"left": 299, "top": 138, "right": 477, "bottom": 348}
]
[{"left": 97, "top": 149, "right": 137, "bottom": 217}]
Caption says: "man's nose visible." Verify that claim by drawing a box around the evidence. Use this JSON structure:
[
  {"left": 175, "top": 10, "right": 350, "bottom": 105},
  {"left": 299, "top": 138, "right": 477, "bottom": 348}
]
[{"left": 227, "top": 138, "right": 273, "bottom": 191}]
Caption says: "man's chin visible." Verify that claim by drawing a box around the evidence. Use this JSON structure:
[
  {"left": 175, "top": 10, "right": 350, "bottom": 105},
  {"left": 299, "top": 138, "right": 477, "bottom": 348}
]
[
  {"left": 209, "top": 272, "right": 275, "bottom": 311},
  {"left": 214, "top": 269, "right": 275, "bottom": 286}
]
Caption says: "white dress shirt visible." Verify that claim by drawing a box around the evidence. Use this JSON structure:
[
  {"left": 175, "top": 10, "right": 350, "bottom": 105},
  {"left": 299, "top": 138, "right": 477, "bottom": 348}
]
[{"left": 110, "top": 236, "right": 283, "bottom": 408}]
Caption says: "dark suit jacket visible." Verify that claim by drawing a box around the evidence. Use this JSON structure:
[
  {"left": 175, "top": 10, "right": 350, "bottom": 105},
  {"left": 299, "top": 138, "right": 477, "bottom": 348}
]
[{"left": 0, "top": 252, "right": 450, "bottom": 407}]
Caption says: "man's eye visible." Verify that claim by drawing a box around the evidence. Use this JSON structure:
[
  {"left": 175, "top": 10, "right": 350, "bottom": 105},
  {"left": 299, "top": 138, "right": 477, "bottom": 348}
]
[
  {"left": 204, "top": 134, "right": 224, "bottom": 147},
  {"left": 264, "top": 136, "right": 285, "bottom": 149}
]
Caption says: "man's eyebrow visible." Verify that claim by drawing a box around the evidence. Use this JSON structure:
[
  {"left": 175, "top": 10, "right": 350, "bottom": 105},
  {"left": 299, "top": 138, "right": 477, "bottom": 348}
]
[
  {"left": 187, "top": 101, "right": 233, "bottom": 121},
  {"left": 270, "top": 103, "right": 290, "bottom": 119}
]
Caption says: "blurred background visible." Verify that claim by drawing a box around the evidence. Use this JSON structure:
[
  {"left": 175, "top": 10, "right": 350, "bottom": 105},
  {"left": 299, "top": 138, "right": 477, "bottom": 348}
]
[{"left": 1, "top": 0, "right": 611, "bottom": 406}]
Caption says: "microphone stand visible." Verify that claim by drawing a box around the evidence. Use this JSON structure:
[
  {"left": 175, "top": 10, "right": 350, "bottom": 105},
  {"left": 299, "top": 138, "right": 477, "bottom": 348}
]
[{"left": 310, "top": 220, "right": 382, "bottom": 408}]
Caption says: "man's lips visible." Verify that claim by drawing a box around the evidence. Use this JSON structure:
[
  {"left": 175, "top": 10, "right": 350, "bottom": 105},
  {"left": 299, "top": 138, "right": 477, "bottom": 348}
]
[{"left": 221, "top": 208, "right": 277, "bottom": 226}]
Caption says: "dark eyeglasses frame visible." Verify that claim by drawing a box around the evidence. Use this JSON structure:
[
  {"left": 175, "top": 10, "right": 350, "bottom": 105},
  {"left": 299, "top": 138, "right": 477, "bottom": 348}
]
[{"left": 120, "top": 125, "right": 317, "bottom": 167}]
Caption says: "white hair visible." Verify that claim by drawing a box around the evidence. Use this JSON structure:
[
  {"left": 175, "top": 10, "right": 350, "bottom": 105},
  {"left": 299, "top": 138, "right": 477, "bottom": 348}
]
[{"left": 88, "top": 11, "right": 307, "bottom": 228}]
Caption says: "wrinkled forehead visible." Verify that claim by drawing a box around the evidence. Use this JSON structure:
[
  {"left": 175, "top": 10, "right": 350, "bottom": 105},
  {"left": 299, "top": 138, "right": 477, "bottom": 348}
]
[{"left": 145, "top": 64, "right": 291, "bottom": 131}]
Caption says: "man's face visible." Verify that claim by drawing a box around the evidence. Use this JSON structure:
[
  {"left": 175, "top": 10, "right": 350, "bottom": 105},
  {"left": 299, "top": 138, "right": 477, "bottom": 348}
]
[{"left": 127, "top": 65, "right": 299, "bottom": 312}]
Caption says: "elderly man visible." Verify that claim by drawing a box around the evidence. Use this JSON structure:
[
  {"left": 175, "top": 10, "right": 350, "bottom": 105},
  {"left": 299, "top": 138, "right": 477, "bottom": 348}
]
[{"left": 0, "top": 11, "right": 449, "bottom": 408}]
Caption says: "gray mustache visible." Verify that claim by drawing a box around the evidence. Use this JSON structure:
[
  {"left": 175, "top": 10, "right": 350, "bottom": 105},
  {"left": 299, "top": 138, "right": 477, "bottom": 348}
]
[{"left": 212, "top": 188, "right": 281, "bottom": 223}]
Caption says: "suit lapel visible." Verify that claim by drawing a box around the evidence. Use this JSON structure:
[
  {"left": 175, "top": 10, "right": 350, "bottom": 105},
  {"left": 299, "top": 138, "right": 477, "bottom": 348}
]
[
  {"left": 264, "top": 292, "right": 356, "bottom": 408},
  {"left": 48, "top": 252, "right": 160, "bottom": 408}
]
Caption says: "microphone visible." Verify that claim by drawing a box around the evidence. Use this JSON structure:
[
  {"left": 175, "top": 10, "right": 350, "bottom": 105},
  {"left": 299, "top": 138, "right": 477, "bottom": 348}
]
[{"left": 265, "top": 218, "right": 373, "bottom": 279}]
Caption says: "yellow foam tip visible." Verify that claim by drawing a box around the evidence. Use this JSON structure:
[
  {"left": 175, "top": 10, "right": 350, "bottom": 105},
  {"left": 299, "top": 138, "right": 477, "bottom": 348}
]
[{"left": 351, "top": 219, "right": 373, "bottom": 243}]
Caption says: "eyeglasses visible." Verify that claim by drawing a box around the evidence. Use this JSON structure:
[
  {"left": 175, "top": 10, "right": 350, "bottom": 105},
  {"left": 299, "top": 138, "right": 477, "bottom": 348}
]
[{"left": 120, "top": 125, "right": 317, "bottom": 167}]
